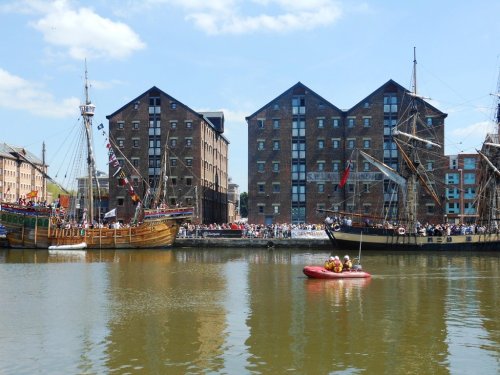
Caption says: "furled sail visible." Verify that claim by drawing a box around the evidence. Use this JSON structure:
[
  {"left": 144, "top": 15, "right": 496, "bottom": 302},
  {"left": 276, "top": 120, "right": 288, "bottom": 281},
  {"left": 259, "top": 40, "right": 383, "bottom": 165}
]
[{"left": 358, "top": 150, "right": 407, "bottom": 188}]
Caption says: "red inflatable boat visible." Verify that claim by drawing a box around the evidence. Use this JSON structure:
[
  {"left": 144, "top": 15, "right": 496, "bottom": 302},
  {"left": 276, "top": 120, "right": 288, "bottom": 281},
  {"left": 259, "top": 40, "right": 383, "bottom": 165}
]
[{"left": 303, "top": 266, "right": 371, "bottom": 279}]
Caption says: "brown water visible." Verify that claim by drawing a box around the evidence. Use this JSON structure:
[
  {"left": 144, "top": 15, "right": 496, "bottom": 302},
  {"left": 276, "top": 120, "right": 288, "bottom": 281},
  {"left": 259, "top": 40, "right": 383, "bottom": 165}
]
[{"left": 0, "top": 249, "right": 498, "bottom": 375}]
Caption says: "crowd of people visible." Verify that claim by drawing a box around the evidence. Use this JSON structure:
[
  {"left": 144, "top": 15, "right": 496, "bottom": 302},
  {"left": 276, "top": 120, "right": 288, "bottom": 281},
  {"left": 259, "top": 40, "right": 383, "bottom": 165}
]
[
  {"left": 325, "top": 214, "right": 493, "bottom": 236},
  {"left": 178, "top": 222, "right": 325, "bottom": 239}
]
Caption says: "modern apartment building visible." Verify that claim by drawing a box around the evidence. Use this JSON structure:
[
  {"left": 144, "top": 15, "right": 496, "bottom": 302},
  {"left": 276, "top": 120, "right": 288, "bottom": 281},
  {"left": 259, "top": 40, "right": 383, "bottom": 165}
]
[
  {"left": 0, "top": 143, "right": 47, "bottom": 203},
  {"left": 444, "top": 154, "right": 480, "bottom": 224},
  {"left": 246, "top": 81, "right": 447, "bottom": 225},
  {"left": 106, "top": 87, "right": 229, "bottom": 224}
]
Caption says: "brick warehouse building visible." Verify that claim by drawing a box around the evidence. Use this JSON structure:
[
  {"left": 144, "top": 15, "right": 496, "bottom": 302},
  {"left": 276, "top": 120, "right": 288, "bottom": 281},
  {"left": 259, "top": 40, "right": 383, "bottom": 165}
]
[
  {"left": 246, "top": 81, "right": 447, "bottom": 225},
  {"left": 106, "top": 87, "right": 229, "bottom": 224}
]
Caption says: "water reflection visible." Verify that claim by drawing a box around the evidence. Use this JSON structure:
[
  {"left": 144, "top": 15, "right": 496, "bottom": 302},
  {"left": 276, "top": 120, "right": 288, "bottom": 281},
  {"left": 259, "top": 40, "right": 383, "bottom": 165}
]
[{"left": 0, "top": 249, "right": 498, "bottom": 374}]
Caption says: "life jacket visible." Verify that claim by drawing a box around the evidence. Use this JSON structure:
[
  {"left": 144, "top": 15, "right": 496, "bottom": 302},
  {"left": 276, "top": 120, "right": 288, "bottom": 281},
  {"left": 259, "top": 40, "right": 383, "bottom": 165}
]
[
  {"left": 324, "top": 260, "right": 335, "bottom": 271},
  {"left": 342, "top": 260, "right": 352, "bottom": 271},
  {"left": 333, "top": 259, "right": 343, "bottom": 273}
]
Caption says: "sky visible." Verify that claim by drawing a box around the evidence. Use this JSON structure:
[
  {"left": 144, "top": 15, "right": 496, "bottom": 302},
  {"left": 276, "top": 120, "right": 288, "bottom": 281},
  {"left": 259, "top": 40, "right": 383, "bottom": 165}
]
[{"left": 1, "top": 0, "right": 499, "bottom": 193}]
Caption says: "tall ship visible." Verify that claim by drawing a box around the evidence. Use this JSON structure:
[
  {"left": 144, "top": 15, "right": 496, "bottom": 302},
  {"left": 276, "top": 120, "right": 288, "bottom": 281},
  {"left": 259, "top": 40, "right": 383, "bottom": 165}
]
[
  {"left": 323, "top": 50, "right": 500, "bottom": 251},
  {"left": 0, "top": 69, "right": 193, "bottom": 249}
]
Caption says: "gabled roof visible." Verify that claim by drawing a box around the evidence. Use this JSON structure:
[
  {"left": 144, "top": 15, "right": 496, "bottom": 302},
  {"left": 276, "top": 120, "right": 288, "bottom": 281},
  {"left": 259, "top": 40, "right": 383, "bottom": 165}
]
[
  {"left": 106, "top": 86, "right": 202, "bottom": 120},
  {"left": 348, "top": 79, "right": 447, "bottom": 117},
  {"left": 245, "top": 81, "right": 344, "bottom": 121},
  {"left": 106, "top": 86, "right": 229, "bottom": 142},
  {"left": 0, "top": 143, "right": 43, "bottom": 165}
]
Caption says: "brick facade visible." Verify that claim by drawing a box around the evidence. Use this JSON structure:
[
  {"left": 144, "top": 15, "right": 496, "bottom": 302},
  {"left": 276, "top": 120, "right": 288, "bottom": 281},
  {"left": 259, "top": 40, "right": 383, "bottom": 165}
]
[
  {"left": 106, "top": 87, "right": 229, "bottom": 224},
  {"left": 246, "top": 81, "right": 447, "bottom": 225}
]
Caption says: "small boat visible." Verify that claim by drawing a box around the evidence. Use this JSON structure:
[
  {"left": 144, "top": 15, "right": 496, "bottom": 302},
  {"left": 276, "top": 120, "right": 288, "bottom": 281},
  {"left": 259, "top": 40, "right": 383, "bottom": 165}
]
[
  {"left": 48, "top": 242, "right": 87, "bottom": 250},
  {"left": 303, "top": 265, "right": 371, "bottom": 279}
]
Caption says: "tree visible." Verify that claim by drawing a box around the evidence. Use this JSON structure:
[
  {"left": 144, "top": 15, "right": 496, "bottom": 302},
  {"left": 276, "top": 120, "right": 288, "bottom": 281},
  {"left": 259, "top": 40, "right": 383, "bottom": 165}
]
[{"left": 240, "top": 192, "right": 248, "bottom": 218}]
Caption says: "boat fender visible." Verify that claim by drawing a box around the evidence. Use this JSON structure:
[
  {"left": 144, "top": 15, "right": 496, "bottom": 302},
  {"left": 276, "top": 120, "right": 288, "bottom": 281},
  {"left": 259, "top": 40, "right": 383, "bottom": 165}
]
[
  {"left": 80, "top": 229, "right": 85, "bottom": 236},
  {"left": 397, "top": 227, "right": 406, "bottom": 235},
  {"left": 333, "top": 224, "right": 341, "bottom": 232}
]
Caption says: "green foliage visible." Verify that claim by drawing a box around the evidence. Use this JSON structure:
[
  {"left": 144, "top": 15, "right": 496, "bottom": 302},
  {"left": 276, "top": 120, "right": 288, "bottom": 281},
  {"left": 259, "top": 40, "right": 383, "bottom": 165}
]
[
  {"left": 46, "top": 182, "right": 64, "bottom": 197},
  {"left": 240, "top": 191, "right": 248, "bottom": 218}
]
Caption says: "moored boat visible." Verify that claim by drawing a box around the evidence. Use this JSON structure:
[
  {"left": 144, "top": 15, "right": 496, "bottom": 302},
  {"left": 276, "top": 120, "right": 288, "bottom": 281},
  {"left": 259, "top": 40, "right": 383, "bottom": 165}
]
[
  {"left": 0, "top": 68, "right": 193, "bottom": 249},
  {"left": 303, "top": 265, "right": 371, "bottom": 279},
  {"left": 48, "top": 242, "right": 87, "bottom": 250},
  {"left": 320, "top": 50, "right": 500, "bottom": 252}
]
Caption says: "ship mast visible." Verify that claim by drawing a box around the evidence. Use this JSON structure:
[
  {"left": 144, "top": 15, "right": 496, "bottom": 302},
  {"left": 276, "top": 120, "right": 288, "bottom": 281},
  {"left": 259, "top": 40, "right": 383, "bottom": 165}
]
[
  {"left": 405, "top": 47, "right": 420, "bottom": 232},
  {"left": 80, "top": 62, "right": 96, "bottom": 224}
]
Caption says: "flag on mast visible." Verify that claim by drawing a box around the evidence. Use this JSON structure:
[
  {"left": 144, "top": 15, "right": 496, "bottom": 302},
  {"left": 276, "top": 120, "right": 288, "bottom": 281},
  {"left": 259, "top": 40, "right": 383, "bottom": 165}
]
[{"left": 339, "top": 161, "right": 351, "bottom": 188}]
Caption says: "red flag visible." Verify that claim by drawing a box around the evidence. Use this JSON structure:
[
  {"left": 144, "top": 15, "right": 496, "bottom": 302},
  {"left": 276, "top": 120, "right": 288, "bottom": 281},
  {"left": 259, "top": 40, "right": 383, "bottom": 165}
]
[
  {"left": 339, "top": 162, "right": 351, "bottom": 188},
  {"left": 26, "top": 190, "right": 38, "bottom": 199}
]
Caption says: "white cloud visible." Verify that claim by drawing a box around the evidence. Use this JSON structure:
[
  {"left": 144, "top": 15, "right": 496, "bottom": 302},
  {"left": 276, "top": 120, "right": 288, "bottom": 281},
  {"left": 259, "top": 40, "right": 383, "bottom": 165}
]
[
  {"left": 121, "top": 0, "right": 342, "bottom": 35},
  {"left": 0, "top": 68, "right": 79, "bottom": 118},
  {"left": 5, "top": 0, "right": 145, "bottom": 60},
  {"left": 446, "top": 120, "right": 495, "bottom": 154},
  {"left": 187, "top": 0, "right": 343, "bottom": 35}
]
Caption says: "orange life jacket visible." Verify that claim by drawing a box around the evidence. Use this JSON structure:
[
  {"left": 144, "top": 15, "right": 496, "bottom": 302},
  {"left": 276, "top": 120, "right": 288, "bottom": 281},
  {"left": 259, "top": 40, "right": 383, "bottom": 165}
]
[{"left": 333, "top": 259, "right": 343, "bottom": 273}]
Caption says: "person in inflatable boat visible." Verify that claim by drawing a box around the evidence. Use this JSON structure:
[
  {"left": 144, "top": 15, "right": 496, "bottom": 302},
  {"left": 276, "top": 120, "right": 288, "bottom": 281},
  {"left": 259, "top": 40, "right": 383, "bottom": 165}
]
[
  {"left": 324, "top": 256, "right": 335, "bottom": 271},
  {"left": 325, "top": 256, "right": 343, "bottom": 272},
  {"left": 342, "top": 255, "right": 352, "bottom": 272}
]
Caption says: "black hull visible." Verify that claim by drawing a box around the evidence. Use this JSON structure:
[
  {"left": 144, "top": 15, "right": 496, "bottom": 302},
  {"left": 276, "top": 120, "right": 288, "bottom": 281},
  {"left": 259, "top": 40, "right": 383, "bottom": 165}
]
[{"left": 325, "top": 225, "right": 500, "bottom": 251}]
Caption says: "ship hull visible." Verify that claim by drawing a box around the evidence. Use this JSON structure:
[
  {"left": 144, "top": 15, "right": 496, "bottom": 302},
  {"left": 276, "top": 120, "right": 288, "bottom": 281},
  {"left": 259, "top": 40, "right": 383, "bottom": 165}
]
[
  {"left": 1, "top": 203, "right": 188, "bottom": 249},
  {"left": 326, "top": 225, "right": 500, "bottom": 251}
]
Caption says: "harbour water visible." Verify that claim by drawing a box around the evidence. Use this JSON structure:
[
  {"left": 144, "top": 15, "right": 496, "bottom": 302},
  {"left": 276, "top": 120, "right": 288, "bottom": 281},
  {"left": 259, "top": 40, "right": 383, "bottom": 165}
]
[{"left": 0, "top": 248, "right": 498, "bottom": 374}]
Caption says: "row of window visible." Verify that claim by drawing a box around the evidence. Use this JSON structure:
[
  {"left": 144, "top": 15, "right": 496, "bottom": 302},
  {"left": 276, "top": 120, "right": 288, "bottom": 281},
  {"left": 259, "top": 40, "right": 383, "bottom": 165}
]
[
  {"left": 445, "top": 173, "right": 476, "bottom": 185},
  {"left": 256, "top": 138, "right": 375, "bottom": 150},
  {"left": 116, "top": 120, "right": 193, "bottom": 130},
  {"left": 445, "top": 202, "right": 476, "bottom": 214},
  {"left": 445, "top": 187, "right": 476, "bottom": 199},
  {"left": 256, "top": 114, "right": 436, "bottom": 129},
  {"left": 256, "top": 117, "right": 373, "bottom": 129},
  {"left": 116, "top": 195, "right": 193, "bottom": 207}
]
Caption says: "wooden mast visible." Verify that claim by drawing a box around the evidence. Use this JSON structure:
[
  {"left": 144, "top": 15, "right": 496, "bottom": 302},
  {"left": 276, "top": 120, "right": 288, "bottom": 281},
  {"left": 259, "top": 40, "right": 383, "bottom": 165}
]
[
  {"left": 80, "top": 62, "right": 96, "bottom": 225},
  {"left": 405, "top": 47, "right": 419, "bottom": 232}
]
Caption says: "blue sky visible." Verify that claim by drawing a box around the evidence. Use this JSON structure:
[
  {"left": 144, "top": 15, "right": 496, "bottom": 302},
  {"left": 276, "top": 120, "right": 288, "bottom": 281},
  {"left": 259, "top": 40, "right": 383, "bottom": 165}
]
[{"left": 1, "top": 0, "right": 499, "bottom": 193}]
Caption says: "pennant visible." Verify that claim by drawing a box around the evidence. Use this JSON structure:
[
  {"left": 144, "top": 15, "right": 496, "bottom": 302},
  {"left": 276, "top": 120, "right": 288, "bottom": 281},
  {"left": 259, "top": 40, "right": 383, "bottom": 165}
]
[
  {"left": 97, "top": 123, "right": 104, "bottom": 130},
  {"left": 339, "top": 162, "right": 351, "bottom": 188},
  {"left": 112, "top": 167, "right": 122, "bottom": 178},
  {"left": 104, "top": 208, "right": 116, "bottom": 218}
]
